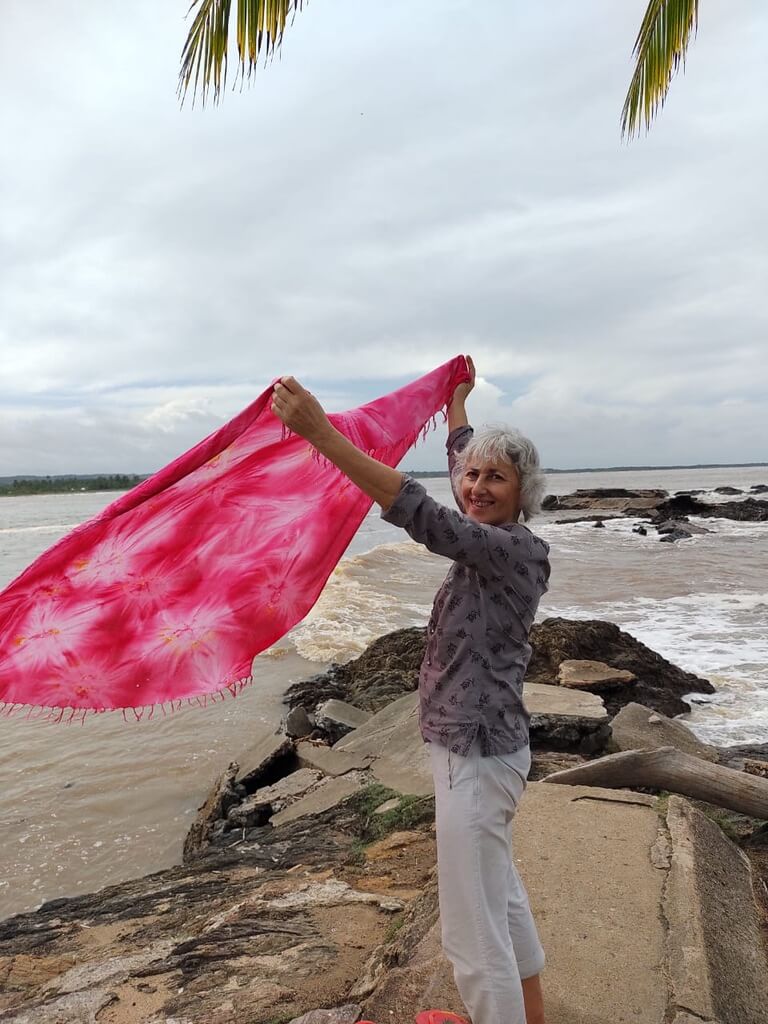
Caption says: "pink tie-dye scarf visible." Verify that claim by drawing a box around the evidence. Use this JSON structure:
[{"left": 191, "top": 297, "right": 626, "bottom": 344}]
[{"left": 0, "top": 357, "right": 469, "bottom": 720}]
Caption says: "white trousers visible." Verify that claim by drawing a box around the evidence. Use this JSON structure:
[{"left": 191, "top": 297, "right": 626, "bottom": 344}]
[{"left": 429, "top": 742, "right": 545, "bottom": 1024}]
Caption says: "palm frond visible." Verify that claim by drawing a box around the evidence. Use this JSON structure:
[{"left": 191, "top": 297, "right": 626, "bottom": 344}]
[
  {"left": 178, "top": 0, "right": 306, "bottom": 107},
  {"left": 621, "top": 0, "right": 699, "bottom": 139}
]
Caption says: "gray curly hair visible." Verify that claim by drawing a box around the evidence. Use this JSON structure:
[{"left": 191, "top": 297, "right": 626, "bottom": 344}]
[{"left": 451, "top": 427, "right": 547, "bottom": 522}]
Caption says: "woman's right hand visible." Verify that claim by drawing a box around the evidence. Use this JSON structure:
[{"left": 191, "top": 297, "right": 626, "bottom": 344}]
[
  {"left": 451, "top": 354, "right": 475, "bottom": 405},
  {"left": 271, "top": 376, "right": 334, "bottom": 445}
]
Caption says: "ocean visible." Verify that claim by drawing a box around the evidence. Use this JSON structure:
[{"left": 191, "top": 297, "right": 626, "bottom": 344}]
[{"left": 1, "top": 465, "right": 766, "bottom": 919}]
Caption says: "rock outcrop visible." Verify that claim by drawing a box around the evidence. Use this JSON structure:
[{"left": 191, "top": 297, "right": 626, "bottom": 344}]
[
  {"left": 543, "top": 488, "right": 666, "bottom": 513},
  {"left": 526, "top": 618, "right": 714, "bottom": 717},
  {"left": 0, "top": 619, "right": 765, "bottom": 1024},
  {"left": 544, "top": 487, "right": 768, "bottom": 523},
  {"left": 607, "top": 702, "right": 719, "bottom": 762},
  {"left": 286, "top": 619, "right": 712, "bottom": 722},
  {"left": 650, "top": 495, "right": 768, "bottom": 522},
  {"left": 285, "top": 628, "right": 425, "bottom": 715}
]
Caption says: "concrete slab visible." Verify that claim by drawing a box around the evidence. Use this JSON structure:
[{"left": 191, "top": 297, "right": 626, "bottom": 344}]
[
  {"left": 335, "top": 686, "right": 610, "bottom": 797},
  {"left": 270, "top": 773, "right": 366, "bottom": 827},
  {"left": 558, "top": 658, "right": 637, "bottom": 691},
  {"left": 236, "top": 730, "right": 294, "bottom": 787},
  {"left": 665, "top": 796, "right": 768, "bottom": 1024},
  {"left": 608, "top": 701, "right": 719, "bottom": 762},
  {"left": 525, "top": 681, "right": 608, "bottom": 720},
  {"left": 519, "top": 782, "right": 668, "bottom": 1023},
  {"left": 296, "top": 740, "right": 374, "bottom": 777},
  {"left": 334, "top": 691, "right": 420, "bottom": 758},
  {"left": 364, "top": 781, "right": 670, "bottom": 1024},
  {"left": 333, "top": 692, "right": 431, "bottom": 796}
]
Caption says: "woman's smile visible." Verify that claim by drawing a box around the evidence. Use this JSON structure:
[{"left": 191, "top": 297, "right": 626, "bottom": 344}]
[{"left": 461, "top": 460, "right": 522, "bottom": 526}]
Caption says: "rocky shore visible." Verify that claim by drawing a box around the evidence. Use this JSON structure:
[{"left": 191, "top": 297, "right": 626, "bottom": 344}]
[
  {"left": 1, "top": 620, "right": 767, "bottom": 1024},
  {"left": 543, "top": 484, "right": 768, "bottom": 540}
]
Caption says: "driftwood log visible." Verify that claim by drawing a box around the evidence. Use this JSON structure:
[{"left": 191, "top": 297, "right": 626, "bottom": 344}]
[{"left": 543, "top": 746, "right": 768, "bottom": 820}]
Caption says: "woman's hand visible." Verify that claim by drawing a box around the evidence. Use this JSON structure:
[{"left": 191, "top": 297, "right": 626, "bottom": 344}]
[
  {"left": 451, "top": 354, "right": 475, "bottom": 406},
  {"left": 271, "top": 377, "right": 334, "bottom": 446}
]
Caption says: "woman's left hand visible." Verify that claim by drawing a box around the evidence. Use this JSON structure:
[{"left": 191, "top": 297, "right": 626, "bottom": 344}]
[{"left": 271, "top": 376, "right": 334, "bottom": 445}]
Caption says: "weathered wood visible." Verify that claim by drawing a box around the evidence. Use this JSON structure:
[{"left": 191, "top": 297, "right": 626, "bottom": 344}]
[{"left": 543, "top": 746, "right": 768, "bottom": 820}]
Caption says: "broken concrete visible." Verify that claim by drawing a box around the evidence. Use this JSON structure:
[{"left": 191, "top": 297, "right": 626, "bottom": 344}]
[
  {"left": 557, "top": 658, "right": 637, "bottom": 691},
  {"left": 526, "top": 618, "right": 714, "bottom": 717},
  {"left": 608, "top": 702, "right": 720, "bottom": 762},
  {"left": 296, "top": 740, "right": 374, "bottom": 777},
  {"left": 665, "top": 796, "right": 768, "bottom": 1024},
  {"left": 314, "top": 699, "right": 372, "bottom": 743},
  {"left": 271, "top": 773, "right": 367, "bottom": 827}
]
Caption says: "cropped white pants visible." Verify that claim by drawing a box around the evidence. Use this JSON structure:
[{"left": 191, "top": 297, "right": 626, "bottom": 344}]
[{"left": 429, "top": 742, "right": 545, "bottom": 1024}]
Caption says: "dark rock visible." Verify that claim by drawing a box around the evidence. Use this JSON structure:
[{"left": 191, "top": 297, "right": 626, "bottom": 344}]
[
  {"left": 291, "top": 620, "right": 714, "bottom": 723},
  {"left": 529, "top": 751, "right": 588, "bottom": 781},
  {"left": 543, "top": 489, "right": 666, "bottom": 513},
  {"left": 314, "top": 699, "right": 372, "bottom": 744},
  {"left": 572, "top": 488, "right": 665, "bottom": 499},
  {"left": 529, "top": 715, "right": 610, "bottom": 757},
  {"left": 714, "top": 486, "right": 743, "bottom": 495},
  {"left": 717, "top": 742, "right": 768, "bottom": 771},
  {"left": 751, "top": 484, "right": 768, "bottom": 494},
  {"left": 632, "top": 525, "right": 648, "bottom": 536},
  {"left": 593, "top": 519, "right": 605, "bottom": 529},
  {"left": 285, "top": 627, "right": 425, "bottom": 715},
  {"left": 674, "top": 489, "right": 705, "bottom": 496},
  {"left": 525, "top": 618, "right": 714, "bottom": 717},
  {"left": 284, "top": 706, "right": 315, "bottom": 738},
  {"left": 745, "top": 823, "right": 768, "bottom": 849},
  {"left": 226, "top": 797, "right": 273, "bottom": 830},
  {"left": 659, "top": 528, "right": 692, "bottom": 543},
  {"left": 553, "top": 514, "right": 622, "bottom": 525},
  {"left": 657, "top": 518, "right": 710, "bottom": 535},
  {"left": 183, "top": 762, "right": 241, "bottom": 862},
  {"left": 653, "top": 495, "right": 768, "bottom": 522}
]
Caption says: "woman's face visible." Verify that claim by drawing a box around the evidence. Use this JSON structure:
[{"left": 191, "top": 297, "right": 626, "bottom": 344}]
[{"left": 461, "top": 458, "right": 522, "bottom": 526}]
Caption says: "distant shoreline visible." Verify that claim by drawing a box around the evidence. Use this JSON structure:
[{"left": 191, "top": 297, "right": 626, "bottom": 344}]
[
  {"left": 1, "top": 463, "right": 766, "bottom": 496},
  {"left": 408, "top": 462, "right": 768, "bottom": 478}
]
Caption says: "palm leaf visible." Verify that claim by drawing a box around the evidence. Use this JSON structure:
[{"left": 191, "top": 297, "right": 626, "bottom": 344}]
[
  {"left": 178, "top": 0, "right": 306, "bottom": 106},
  {"left": 621, "top": 0, "right": 699, "bottom": 139}
]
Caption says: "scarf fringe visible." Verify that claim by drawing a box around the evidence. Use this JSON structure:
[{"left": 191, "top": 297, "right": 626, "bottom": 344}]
[
  {"left": 0, "top": 675, "right": 254, "bottom": 724},
  {"left": 310, "top": 403, "right": 448, "bottom": 470},
  {"left": 2, "top": 395, "right": 455, "bottom": 723}
]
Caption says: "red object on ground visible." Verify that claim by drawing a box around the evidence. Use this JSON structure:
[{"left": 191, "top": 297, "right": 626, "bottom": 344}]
[
  {"left": 415, "top": 1012, "right": 470, "bottom": 1024},
  {"left": 0, "top": 358, "right": 469, "bottom": 718}
]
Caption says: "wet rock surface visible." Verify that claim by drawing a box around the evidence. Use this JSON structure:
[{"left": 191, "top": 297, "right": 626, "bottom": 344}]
[
  {"left": 651, "top": 494, "right": 768, "bottom": 522},
  {"left": 545, "top": 486, "right": 768, "bottom": 523},
  {"left": 284, "top": 628, "right": 425, "bottom": 715},
  {"left": 286, "top": 618, "right": 712, "bottom": 722},
  {"left": 0, "top": 788, "right": 434, "bottom": 1024},
  {"left": 526, "top": 618, "right": 714, "bottom": 717}
]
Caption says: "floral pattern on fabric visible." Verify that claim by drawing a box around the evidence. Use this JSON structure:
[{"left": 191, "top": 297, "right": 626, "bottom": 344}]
[{"left": 0, "top": 358, "right": 470, "bottom": 715}]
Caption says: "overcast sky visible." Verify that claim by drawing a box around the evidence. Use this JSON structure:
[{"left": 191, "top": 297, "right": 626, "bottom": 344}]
[{"left": 1, "top": 1, "right": 766, "bottom": 474}]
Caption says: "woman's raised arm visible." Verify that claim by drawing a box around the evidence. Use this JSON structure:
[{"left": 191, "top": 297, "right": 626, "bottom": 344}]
[{"left": 271, "top": 376, "right": 404, "bottom": 511}]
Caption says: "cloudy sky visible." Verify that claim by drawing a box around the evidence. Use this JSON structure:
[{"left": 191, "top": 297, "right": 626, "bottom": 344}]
[{"left": 1, "top": 1, "right": 766, "bottom": 474}]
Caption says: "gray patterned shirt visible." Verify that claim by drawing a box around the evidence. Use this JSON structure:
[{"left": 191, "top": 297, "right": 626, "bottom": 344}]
[{"left": 382, "top": 426, "right": 550, "bottom": 756}]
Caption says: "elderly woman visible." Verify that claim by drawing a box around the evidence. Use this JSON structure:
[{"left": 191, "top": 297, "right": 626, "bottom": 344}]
[{"left": 272, "top": 358, "right": 550, "bottom": 1024}]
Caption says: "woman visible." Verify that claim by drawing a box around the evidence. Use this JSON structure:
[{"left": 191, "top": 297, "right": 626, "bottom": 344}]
[{"left": 271, "top": 358, "right": 550, "bottom": 1024}]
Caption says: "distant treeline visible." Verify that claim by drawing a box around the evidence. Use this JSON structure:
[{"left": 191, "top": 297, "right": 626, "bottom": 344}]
[
  {"left": 0, "top": 475, "right": 145, "bottom": 497},
  {"left": 409, "top": 462, "right": 767, "bottom": 477}
]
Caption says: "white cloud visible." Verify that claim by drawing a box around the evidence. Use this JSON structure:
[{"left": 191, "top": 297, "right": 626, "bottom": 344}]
[{"left": 1, "top": 1, "right": 766, "bottom": 474}]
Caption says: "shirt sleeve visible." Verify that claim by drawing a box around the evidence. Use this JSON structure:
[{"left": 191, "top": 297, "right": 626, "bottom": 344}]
[
  {"left": 381, "top": 476, "right": 550, "bottom": 606},
  {"left": 446, "top": 425, "right": 473, "bottom": 511}
]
